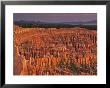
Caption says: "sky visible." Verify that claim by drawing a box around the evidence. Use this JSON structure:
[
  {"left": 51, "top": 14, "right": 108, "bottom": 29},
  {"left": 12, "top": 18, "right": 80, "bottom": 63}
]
[{"left": 14, "top": 13, "right": 97, "bottom": 23}]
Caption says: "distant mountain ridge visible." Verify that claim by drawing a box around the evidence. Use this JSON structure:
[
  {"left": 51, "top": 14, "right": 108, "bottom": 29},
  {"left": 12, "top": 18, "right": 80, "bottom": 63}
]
[
  {"left": 14, "top": 20, "right": 97, "bottom": 25},
  {"left": 62, "top": 20, "right": 97, "bottom": 25},
  {"left": 14, "top": 20, "right": 97, "bottom": 30}
]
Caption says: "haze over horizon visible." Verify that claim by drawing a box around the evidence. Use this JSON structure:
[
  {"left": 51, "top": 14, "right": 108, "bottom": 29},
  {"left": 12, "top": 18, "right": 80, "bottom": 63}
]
[{"left": 14, "top": 13, "right": 97, "bottom": 23}]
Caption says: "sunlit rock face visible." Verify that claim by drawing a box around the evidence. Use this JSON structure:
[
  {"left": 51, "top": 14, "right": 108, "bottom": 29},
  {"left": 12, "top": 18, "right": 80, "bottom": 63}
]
[{"left": 13, "top": 25, "right": 97, "bottom": 75}]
